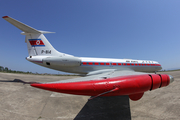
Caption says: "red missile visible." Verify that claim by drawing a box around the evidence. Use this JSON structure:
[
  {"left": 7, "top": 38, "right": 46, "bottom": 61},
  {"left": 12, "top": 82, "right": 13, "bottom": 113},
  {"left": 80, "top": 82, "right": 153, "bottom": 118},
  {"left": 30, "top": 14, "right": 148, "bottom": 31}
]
[{"left": 31, "top": 74, "right": 173, "bottom": 101}]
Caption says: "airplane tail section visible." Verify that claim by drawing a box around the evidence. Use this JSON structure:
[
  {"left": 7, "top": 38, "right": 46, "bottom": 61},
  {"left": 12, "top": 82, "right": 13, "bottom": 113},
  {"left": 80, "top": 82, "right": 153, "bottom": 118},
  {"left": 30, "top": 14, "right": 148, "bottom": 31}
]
[
  {"left": 25, "top": 33, "right": 62, "bottom": 56},
  {"left": 2, "top": 16, "right": 71, "bottom": 57}
]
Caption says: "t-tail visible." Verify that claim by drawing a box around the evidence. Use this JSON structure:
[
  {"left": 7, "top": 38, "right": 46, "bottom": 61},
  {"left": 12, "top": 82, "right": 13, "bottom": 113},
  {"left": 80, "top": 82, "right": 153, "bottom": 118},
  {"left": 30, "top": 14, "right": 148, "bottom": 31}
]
[
  {"left": 2, "top": 16, "right": 82, "bottom": 73},
  {"left": 2, "top": 16, "right": 71, "bottom": 57}
]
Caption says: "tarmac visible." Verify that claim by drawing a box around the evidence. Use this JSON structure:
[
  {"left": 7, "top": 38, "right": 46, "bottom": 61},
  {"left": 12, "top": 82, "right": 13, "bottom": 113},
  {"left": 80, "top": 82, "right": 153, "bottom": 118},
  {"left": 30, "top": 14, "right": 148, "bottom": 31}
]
[{"left": 0, "top": 71, "right": 179, "bottom": 120}]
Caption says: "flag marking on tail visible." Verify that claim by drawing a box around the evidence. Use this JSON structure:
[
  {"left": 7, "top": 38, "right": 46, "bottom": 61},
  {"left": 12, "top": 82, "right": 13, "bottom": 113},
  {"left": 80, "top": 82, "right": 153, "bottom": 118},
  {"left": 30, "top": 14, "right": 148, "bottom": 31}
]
[{"left": 29, "top": 39, "right": 45, "bottom": 47}]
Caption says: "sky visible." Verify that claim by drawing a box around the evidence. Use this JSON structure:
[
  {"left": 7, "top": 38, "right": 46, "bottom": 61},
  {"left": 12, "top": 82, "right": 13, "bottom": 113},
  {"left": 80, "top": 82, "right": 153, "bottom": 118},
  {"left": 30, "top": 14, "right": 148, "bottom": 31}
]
[{"left": 0, "top": 0, "right": 180, "bottom": 74}]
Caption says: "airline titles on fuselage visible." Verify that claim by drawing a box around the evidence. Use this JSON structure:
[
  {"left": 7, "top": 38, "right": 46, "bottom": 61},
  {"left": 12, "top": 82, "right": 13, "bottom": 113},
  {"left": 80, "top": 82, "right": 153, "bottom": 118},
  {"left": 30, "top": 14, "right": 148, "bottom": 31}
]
[{"left": 126, "top": 60, "right": 154, "bottom": 63}]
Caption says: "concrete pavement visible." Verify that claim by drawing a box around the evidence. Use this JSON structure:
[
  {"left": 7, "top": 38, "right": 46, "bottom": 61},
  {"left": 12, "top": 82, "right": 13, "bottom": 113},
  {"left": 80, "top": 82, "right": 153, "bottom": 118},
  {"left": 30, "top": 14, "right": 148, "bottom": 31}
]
[{"left": 0, "top": 71, "right": 179, "bottom": 120}]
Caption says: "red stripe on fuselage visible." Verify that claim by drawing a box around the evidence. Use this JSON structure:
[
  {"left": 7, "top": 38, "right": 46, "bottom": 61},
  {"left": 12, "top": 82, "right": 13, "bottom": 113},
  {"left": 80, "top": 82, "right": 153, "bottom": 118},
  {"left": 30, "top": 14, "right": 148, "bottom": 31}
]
[
  {"left": 112, "top": 63, "right": 117, "bottom": 65},
  {"left": 81, "top": 62, "right": 161, "bottom": 67}
]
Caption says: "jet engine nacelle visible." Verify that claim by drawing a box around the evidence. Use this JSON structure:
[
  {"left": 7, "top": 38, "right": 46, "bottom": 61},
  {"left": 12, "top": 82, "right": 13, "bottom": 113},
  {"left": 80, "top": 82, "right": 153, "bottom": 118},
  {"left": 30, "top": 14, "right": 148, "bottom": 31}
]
[{"left": 42, "top": 56, "right": 81, "bottom": 67}]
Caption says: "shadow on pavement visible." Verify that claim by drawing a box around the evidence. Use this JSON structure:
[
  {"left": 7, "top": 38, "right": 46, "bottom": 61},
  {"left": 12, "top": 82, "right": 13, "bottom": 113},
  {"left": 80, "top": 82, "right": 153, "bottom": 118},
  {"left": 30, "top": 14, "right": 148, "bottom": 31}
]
[
  {"left": 74, "top": 95, "right": 131, "bottom": 120},
  {"left": 0, "top": 79, "right": 38, "bottom": 84}
]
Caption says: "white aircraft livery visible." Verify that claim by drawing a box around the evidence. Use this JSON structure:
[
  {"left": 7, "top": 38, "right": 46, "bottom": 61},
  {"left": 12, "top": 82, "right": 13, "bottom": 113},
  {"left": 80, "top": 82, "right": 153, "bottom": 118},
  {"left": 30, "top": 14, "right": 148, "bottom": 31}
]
[
  {"left": 2, "top": 16, "right": 174, "bottom": 101},
  {"left": 3, "top": 16, "right": 161, "bottom": 75}
]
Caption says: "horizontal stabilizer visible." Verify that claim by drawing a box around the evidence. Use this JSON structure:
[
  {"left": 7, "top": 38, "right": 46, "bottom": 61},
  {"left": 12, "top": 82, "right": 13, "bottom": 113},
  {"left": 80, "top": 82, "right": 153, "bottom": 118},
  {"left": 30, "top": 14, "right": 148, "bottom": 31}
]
[{"left": 2, "top": 16, "right": 53, "bottom": 34}]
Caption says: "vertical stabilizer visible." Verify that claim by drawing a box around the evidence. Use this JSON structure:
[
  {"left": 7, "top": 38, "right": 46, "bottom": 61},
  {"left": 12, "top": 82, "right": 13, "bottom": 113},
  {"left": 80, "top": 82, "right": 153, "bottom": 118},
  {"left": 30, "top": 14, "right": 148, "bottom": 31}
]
[{"left": 25, "top": 33, "right": 63, "bottom": 56}]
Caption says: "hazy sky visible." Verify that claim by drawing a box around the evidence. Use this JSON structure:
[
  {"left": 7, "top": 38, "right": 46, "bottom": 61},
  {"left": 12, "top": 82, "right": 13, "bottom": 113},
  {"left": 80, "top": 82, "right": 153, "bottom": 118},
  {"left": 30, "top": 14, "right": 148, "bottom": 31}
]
[{"left": 0, "top": 1, "right": 180, "bottom": 74}]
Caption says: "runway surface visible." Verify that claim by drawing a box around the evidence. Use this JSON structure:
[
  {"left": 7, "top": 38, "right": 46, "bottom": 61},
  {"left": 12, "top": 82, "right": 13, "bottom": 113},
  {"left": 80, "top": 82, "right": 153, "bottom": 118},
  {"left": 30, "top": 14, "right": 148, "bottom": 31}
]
[{"left": 0, "top": 71, "right": 179, "bottom": 120}]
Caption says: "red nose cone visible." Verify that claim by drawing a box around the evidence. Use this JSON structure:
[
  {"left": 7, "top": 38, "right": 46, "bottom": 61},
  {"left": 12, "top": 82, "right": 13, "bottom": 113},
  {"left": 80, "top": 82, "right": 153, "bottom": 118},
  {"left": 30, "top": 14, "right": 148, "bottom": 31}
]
[
  {"left": 31, "top": 83, "right": 53, "bottom": 89},
  {"left": 31, "top": 83, "right": 62, "bottom": 92},
  {"left": 31, "top": 83, "right": 42, "bottom": 87}
]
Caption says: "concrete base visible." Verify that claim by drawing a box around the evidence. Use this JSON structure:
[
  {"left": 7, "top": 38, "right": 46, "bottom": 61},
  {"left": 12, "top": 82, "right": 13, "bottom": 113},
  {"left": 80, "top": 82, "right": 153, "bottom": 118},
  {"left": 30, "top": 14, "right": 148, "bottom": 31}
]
[{"left": 75, "top": 96, "right": 131, "bottom": 120}]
